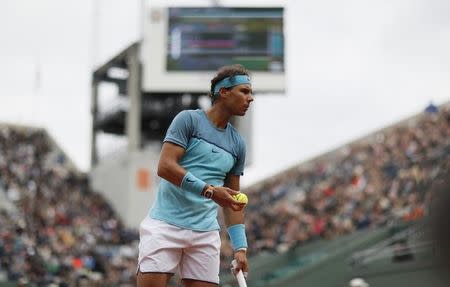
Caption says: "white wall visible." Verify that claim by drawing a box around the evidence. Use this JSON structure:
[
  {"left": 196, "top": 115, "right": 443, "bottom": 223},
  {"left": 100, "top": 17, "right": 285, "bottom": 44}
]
[{"left": 90, "top": 144, "right": 160, "bottom": 228}]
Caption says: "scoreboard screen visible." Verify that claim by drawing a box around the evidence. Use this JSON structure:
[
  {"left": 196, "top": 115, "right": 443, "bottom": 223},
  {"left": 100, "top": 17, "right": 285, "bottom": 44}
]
[{"left": 166, "top": 7, "right": 284, "bottom": 72}]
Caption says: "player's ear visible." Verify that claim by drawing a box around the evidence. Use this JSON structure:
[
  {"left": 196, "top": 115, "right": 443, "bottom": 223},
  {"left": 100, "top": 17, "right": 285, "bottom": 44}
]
[{"left": 219, "top": 87, "right": 230, "bottom": 100}]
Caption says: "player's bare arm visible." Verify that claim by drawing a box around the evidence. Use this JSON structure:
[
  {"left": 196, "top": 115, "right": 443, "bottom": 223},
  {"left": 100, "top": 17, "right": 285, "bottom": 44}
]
[
  {"left": 157, "top": 142, "right": 188, "bottom": 186},
  {"left": 223, "top": 174, "right": 249, "bottom": 274}
]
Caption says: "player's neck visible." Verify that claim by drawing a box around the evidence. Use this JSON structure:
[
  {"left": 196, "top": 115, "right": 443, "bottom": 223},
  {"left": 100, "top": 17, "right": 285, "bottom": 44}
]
[{"left": 206, "top": 106, "right": 231, "bottom": 129}]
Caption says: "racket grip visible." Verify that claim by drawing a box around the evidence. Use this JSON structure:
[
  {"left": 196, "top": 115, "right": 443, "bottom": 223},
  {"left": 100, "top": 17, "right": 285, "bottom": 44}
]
[
  {"left": 231, "top": 259, "right": 247, "bottom": 287},
  {"left": 235, "top": 270, "right": 247, "bottom": 287}
]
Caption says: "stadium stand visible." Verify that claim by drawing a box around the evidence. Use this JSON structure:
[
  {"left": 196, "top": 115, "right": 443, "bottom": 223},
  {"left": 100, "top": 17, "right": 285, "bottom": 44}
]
[
  {"left": 235, "top": 103, "right": 448, "bottom": 256},
  {"left": 1, "top": 103, "right": 448, "bottom": 286},
  {"left": 0, "top": 126, "right": 138, "bottom": 286},
  {"left": 219, "top": 103, "right": 449, "bottom": 286}
]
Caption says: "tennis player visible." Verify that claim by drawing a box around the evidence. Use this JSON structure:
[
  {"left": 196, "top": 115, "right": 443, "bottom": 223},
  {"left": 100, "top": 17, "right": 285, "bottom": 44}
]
[{"left": 137, "top": 64, "right": 254, "bottom": 287}]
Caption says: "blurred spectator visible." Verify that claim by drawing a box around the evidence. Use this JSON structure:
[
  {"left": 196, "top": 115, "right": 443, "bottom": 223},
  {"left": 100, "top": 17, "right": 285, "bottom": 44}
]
[
  {"left": 425, "top": 101, "right": 438, "bottom": 114},
  {"left": 0, "top": 126, "right": 138, "bottom": 286},
  {"left": 219, "top": 104, "right": 450, "bottom": 271},
  {"left": 1, "top": 102, "right": 449, "bottom": 282}
]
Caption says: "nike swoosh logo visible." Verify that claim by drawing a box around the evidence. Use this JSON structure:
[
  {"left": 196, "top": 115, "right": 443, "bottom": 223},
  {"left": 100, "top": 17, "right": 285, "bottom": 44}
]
[
  {"left": 186, "top": 178, "right": 195, "bottom": 183},
  {"left": 212, "top": 149, "right": 220, "bottom": 153}
]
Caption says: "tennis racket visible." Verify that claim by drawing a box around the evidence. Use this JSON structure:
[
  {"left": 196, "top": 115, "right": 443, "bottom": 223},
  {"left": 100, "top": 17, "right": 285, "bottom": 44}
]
[{"left": 231, "top": 259, "right": 247, "bottom": 287}]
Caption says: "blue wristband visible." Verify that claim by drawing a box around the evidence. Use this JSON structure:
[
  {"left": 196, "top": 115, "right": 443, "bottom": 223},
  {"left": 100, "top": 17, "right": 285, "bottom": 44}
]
[
  {"left": 181, "top": 172, "right": 207, "bottom": 195},
  {"left": 227, "top": 224, "right": 248, "bottom": 251}
]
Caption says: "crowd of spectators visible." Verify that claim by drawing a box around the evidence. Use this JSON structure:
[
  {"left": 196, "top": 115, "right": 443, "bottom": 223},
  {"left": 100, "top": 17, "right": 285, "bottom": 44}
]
[
  {"left": 0, "top": 127, "right": 138, "bottom": 286},
  {"left": 1, "top": 103, "right": 449, "bottom": 285},
  {"left": 220, "top": 104, "right": 450, "bottom": 269}
]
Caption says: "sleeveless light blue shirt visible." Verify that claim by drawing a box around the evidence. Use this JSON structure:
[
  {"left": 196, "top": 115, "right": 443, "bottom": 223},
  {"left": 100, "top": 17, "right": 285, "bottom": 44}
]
[{"left": 150, "top": 109, "right": 246, "bottom": 231}]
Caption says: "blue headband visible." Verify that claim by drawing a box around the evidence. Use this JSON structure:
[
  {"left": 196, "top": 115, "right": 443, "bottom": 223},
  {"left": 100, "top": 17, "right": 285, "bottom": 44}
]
[{"left": 213, "top": 75, "right": 251, "bottom": 95}]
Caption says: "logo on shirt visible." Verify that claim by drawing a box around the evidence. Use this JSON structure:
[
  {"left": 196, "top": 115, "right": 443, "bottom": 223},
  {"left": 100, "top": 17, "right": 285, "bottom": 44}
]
[
  {"left": 212, "top": 148, "right": 220, "bottom": 153},
  {"left": 186, "top": 178, "right": 195, "bottom": 183}
]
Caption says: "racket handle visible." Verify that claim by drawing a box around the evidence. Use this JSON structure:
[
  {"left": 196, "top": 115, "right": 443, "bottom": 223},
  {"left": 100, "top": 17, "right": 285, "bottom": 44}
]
[
  {"left": 235, "top": 269, "right": 247, "bottom": 287},
  {"left": 231, "top": 259, "right": 247, "bottom": 287}
]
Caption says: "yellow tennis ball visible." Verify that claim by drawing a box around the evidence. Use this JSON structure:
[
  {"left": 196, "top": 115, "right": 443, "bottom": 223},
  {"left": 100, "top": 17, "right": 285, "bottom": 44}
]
[{"left": 233, "top": 193, "right": 248, "bottom": 204}]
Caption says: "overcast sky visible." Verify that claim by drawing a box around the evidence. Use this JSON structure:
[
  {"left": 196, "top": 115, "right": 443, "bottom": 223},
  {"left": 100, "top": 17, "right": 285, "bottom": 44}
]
[{"left": 1, "top": 0, "right": 449, "bottom": 186}]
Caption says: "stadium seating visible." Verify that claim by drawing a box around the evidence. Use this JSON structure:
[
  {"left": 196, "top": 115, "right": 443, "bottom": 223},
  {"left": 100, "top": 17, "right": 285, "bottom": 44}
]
[
  {"left": 231, "top": 104, "right": 449, "bottom": 256},
  {"left": 1, "top": 103, "right": 449, "bottom": 286},
  {"left": 0, "top": 125, "right": 138, "bottom": 286},
  {"left": 220, "top": 104, "right": 450, "bottom": 286}
]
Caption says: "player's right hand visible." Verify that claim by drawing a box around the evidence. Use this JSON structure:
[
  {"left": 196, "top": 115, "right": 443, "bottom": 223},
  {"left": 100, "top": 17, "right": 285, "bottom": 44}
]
[
  {"left": 211, "top": 186, "right": 246, "bottom": 211},
  {"left": 232, "top": 250, "right": 249, "bottom": 276}
]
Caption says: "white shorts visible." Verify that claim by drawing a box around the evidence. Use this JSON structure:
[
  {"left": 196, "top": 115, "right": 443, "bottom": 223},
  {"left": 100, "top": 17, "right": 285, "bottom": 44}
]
[{"left": 137, "top": 216, "right": 221, "bottom": 285}]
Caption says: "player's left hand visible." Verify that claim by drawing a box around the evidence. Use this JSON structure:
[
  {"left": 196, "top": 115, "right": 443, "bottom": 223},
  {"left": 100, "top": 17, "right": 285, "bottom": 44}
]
[
  {"left": 232, "top": 249, "right": 249, "bottom": 278},
  {"left": 211, "top": 186, "right": 246, "bottom": 211}
]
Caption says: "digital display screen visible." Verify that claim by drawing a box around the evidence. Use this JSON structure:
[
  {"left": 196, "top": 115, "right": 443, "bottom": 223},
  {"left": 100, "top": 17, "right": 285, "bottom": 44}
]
[{"left": 167, "top": 7, "right": 284, "bottom": 72}]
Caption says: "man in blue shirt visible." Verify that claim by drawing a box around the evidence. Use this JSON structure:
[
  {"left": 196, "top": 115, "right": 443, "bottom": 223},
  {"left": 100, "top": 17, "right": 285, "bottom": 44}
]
[{"left": 137, "top": 64, "right": 254, "bottom": 287}]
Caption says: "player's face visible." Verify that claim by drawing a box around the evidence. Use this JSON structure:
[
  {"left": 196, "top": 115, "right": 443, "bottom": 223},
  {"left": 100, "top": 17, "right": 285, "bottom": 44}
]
[{"left": 226, "top": 84, "right": 254, "bottom": 116}]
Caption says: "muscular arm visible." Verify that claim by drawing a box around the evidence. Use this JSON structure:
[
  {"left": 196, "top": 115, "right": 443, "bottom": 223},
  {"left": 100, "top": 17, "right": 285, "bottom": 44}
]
[
  {"left": 157, "top": 142, "right": 187, "bottom": 186},
  {"left": 222, "top": 174, "right": 245, "bottom": 226},
  {"left": 223, "top": 173, "right": 249, "bottom": 273}
]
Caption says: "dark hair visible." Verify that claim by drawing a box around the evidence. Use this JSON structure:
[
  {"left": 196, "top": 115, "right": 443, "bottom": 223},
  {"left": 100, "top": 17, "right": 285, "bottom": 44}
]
[{"left": 208, "top": 64, "right": 250, "bottom": 102}]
